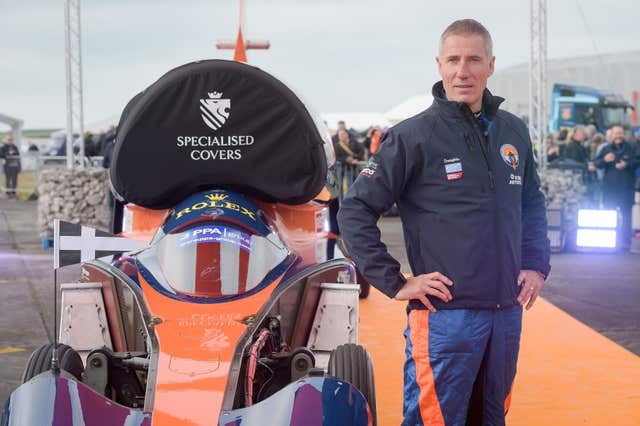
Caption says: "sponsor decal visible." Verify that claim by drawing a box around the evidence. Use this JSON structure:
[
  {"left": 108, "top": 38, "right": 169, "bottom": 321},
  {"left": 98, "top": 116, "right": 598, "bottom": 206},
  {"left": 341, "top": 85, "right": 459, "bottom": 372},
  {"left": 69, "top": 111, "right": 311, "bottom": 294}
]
[
  {"left": 360, "top": 158, "right": 379, "bottom": 178},
  {"left": 500, "top": 144, "right": 519, "bottom": 171},
  {"left": 509, "top": 173, "right": 522, "bottom": 186},
  {"left": 314, "top": 209, "right": 328, "bottom": 233},
  {"left": 178, "top": 313, "right": 243, "bottom": 328},
  {"left": 177, "top": 224, "right": 252, "bottom": 252},
  {"left": 176, "top": 92, "right": 255, "bottom": 161},
  {"left": 175, "top": 193, "right": 256, "bottom": 221},
  {"left": 445, "top": 162, "right": 462, "bottom": 173},
  {"left": 444, "top": 158, "right": 463, "bottom": 180},
  {"left": 200, "top": 92, "right": 230, "bottom": 131}
]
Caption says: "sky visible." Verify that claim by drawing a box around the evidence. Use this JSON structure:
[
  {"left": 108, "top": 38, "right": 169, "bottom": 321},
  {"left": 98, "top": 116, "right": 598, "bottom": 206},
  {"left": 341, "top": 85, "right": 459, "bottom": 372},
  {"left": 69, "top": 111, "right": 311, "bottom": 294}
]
[{"left": 1, "top": 0, "right": 639, "bottom": 129}]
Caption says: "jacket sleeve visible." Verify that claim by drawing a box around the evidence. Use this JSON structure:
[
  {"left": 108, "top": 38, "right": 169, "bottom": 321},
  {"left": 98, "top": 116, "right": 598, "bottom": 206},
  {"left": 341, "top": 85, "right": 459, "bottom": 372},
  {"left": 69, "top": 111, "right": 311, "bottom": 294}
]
[
  {"left": 337, "top": 130, "right": 413, "bottom": 298},
  {"left": 521, "top": 131, "right": 551, "bottom": 276},
  {"left": 594, "top": 146, "right": 613, "bottom": 169},
  {"left": 626, "top": 142, "right": 640, "bottom": 171}
]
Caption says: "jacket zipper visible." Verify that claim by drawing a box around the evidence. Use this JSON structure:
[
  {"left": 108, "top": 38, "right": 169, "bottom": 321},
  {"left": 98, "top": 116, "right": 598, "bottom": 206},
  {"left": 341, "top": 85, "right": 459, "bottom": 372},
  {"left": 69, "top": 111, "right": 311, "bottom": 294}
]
[
  {"left": 465, "top": 125, "right": 495, "bottom": 191},
  {"left": 466, "top": 115, "right": 502, "bottom": 307}
]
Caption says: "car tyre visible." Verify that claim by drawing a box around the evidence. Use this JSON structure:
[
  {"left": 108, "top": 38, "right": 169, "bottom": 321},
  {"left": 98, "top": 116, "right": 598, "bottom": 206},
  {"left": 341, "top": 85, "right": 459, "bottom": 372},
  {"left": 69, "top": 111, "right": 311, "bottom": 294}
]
[
  {"left": 22, "top": 343, "right": 84, "bottom": 383},
  {"left": 328, "top": 343, "right": 377, "bottom": 426}
]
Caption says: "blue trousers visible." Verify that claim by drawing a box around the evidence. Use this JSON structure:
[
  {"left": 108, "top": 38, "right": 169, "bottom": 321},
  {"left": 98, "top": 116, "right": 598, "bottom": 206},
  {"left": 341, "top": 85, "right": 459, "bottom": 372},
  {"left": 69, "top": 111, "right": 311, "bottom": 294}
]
[{"left": 402, "top": 306, "right": 522, "bottom": 425}]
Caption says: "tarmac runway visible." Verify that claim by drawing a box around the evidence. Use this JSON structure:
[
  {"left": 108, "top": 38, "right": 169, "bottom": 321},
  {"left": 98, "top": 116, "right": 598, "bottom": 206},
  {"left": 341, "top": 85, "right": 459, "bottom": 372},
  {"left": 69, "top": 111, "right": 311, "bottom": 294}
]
[{"left": 1, "top": 199, "right": 639, "bottom": 424}]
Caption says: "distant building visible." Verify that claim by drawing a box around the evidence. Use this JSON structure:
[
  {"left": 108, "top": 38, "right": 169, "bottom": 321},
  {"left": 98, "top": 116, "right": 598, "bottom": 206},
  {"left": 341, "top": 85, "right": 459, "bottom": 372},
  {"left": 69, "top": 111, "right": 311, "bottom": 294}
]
[{"left": 489, "top": 50, "right": 640, "bottom": 120}]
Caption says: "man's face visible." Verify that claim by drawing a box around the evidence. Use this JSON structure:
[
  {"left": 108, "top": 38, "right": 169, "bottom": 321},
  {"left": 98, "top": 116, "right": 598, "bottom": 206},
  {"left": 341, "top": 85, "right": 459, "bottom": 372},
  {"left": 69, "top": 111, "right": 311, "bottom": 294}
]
[
  {"left": 437, "top": 34, "right": 495, "bottom": 112},
  {"left": 337, "top": 122, "right": 346, "bottom": 132},
  {"left": 574, "top": 129, "right": 586, "bottom": 142},
  {"left": 605, "top": 129, "right": 613, "bottom": 142},
  {"left": 338, "top": 129, "right": 349, "bottom": 142},
  {"left": 612, "top": 126, "right": 625, "bottom": 144}
]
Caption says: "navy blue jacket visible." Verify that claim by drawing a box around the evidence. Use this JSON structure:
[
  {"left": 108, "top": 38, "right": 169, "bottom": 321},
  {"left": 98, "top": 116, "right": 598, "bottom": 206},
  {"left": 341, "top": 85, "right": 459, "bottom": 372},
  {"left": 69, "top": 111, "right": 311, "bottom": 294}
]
[
  {"left": 337, "top": 82, "right": 551, "bottom": 311},
  {"left": 595, "top": 141, "right": 639, "bottom": 206}
]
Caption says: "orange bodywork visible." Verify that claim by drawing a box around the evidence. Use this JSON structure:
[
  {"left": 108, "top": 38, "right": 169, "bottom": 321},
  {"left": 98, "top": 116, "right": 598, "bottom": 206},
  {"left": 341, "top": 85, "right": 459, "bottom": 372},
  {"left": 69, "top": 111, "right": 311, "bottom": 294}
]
[
  {"left": 139, "top": 272, "right": 283, "bottom": 426},
  {"left": 120, "top": 198, "right": 333, "bottom": 425},
  {"left": 119, "top": 204, "right": 169, "bottom": 243}
]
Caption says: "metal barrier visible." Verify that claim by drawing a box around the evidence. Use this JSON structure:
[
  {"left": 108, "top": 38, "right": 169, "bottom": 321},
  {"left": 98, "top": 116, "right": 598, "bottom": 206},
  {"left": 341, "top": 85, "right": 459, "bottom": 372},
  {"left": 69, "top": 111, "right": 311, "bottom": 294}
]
[
  {"left": 335, "top": 162, "right": 366, "bottom": 201},
  {"left": 1, "top": 154, "right": 105, "bottom": 199}
]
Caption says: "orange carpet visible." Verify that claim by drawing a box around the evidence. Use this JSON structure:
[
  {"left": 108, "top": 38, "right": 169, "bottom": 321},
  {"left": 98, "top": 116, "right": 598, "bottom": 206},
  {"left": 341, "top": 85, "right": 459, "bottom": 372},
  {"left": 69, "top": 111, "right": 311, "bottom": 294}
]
[{"left": 359, "top": 288, "right": 640, "bottom": 425}]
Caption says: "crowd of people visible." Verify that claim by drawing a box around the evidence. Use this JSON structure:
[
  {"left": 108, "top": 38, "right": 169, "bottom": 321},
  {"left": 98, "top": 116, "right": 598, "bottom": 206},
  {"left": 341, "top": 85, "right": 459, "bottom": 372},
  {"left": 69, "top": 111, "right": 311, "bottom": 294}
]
[
  {"left": 546, "top": 123, "right": 640, "bottom": 248},
  {"left": 330, "top": 120, "right": 388, "bottom": 196}
]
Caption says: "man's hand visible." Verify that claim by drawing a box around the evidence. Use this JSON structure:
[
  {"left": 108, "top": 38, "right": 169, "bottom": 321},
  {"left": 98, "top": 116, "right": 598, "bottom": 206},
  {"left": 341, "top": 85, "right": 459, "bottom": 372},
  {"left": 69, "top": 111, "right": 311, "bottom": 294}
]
[
  {"left": 517, "top": 270, "right": 545, "bottom": 310},
  {"left": 604, "top": 152, "right": 616, "bottom": 163},
  {"left": 615, "top": 160, "right": 627, "bottom": 170},
  {"left": 394, "top": 272, "right": 453, "bottom": 312},
  {"left": 587, "top": 162, "right": 596, "bottom": 172}
]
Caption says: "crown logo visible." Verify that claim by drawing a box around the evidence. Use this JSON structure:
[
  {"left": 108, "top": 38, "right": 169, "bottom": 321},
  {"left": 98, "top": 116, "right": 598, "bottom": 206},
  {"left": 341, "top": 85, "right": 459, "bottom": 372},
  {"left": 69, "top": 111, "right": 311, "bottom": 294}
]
[
  {"left": 208, "top": 92, "right": 223, "bottom": 99},
  {"left": 205, "top": 193, "right": 229, "bottom": 202}
]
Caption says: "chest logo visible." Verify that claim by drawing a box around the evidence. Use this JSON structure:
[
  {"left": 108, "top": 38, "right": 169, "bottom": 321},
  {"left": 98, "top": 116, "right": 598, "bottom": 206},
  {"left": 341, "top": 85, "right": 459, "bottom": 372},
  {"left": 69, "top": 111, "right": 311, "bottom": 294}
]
[
  {"left": 500, "top": 144, "right": 519, "bottom": 171},
  {"left": 444, "top": 158, "right": 463, "bottom": 180}
]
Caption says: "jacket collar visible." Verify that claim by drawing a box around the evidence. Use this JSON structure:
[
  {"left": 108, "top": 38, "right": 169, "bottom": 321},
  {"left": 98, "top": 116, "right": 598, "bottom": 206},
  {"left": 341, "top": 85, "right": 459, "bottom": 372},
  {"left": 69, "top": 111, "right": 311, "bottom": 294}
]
[{"left": 431, "top": 81, "right": 504, "bottom": 121}]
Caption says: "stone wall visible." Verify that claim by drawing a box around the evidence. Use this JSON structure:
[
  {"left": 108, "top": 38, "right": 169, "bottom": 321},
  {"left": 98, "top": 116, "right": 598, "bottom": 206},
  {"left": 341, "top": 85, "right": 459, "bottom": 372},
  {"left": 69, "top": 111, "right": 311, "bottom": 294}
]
[{"left": 37, "top": 168, "right": 111, "bottom": 238}]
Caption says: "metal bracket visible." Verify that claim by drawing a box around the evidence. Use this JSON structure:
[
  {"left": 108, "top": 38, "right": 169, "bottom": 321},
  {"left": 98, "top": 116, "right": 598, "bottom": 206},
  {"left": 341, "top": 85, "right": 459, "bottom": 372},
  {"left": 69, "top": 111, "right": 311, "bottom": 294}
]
[
  {"left": 59, "top": 282, "right": 113, "bottom": 361},
  {"left": 307, "top": 283, "right": 360, "bottom": 369},
  {"left": 84, "top": 352, "right": 109, "bottom": 396}
]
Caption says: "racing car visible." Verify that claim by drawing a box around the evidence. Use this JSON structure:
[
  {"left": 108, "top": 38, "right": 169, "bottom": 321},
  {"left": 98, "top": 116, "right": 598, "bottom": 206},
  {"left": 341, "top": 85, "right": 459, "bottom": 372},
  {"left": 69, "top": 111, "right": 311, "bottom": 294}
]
[{"left": 2, "top": 60, "right": 376, "bottom": 426}]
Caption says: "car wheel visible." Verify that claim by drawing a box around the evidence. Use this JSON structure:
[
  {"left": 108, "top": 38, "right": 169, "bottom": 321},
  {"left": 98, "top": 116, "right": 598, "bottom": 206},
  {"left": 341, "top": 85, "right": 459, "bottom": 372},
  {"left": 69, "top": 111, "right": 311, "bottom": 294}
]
[
  {"left": 22, "top": 343, "right": 84, "bottom": 383},
  {"left": 328, "top": 343, "right": 377, "bottom": 426}
]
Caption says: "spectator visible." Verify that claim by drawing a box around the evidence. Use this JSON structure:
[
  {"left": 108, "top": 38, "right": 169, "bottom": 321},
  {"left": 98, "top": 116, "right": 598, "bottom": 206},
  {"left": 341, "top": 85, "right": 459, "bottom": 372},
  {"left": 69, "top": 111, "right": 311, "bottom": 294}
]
[
  {"left": 363, "top": 126, "right": 383, "bottom": 155},
  {"left": 563, "top": 126, "right": 588, "bottom": 163},
  {"left": 596, "top": 127, "right": 613, "bottom": 158},
  {"left": 334, "top": 129, "right": 364, "bottom": 166},
  {"left": 556, "top": 128, "right": 569, "bottom": 144},
  {"left": 331, "top": 120, "right": 358, "bottom": 145},
  {"left": 334, "top": 129, "right": 364, "bottom": 196},
  {"left": 547, "top": 142, "right": 562, "bottom": 162},
  {"left": 588, "top": 133, "right": 605, "bottom": 161},
  {"left": 102, "top": 140, "right": 115, "bottom": 169},
  {"left": 595, "top": 124, "right": 639, "bottom": 248},
  {"left": 0, "top": 136, "right": 21, "bottom": 198}
]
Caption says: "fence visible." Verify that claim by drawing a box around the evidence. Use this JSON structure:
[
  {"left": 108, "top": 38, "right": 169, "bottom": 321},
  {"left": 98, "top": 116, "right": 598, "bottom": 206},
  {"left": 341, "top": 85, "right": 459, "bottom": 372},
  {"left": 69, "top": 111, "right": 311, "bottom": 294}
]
[
  {"left": 336, "top": 161, "right": 367, "bottom": 202},
  {"left": 1, "top": 154, "right": 105, "bottom": 200}
]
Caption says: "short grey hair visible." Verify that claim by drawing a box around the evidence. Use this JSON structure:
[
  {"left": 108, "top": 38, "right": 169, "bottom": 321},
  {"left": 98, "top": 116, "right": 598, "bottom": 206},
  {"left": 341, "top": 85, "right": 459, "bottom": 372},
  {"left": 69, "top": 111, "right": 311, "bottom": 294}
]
[{"left": 439, "top": 19, "right": 493, "bottom": 58}]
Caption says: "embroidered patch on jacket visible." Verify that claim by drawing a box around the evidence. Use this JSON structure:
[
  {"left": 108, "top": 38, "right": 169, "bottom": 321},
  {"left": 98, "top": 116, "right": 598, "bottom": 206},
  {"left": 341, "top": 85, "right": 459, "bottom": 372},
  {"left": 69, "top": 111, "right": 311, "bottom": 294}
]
[
  {"left": 360, "top": 158, "right": 378, "bottom": 178},
  {"left": 500, "top": 144, "right": 519, "bottom": 171},
  {"left": 509, "top": 173, "right": 522, "bottom": 185},
  {"left": 443, "top": 158, "right": 463, "bottom": 180}
]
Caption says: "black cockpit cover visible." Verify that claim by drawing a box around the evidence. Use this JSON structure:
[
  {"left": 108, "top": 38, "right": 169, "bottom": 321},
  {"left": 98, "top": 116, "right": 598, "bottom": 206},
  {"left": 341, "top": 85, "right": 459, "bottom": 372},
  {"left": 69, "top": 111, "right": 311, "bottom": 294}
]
[{"left": 110, "top": 60, "right": 328, "bottom": 209}]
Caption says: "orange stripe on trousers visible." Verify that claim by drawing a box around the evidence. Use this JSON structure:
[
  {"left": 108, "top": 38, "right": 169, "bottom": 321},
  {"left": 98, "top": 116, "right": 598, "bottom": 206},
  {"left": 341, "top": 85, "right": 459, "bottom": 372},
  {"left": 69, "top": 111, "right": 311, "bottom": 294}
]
[
  {"left": 504, "top": 383, "right": 513, "bottom": 414},
  {"left": 409, "top": 311, "right": 445, "bottom": 426}
]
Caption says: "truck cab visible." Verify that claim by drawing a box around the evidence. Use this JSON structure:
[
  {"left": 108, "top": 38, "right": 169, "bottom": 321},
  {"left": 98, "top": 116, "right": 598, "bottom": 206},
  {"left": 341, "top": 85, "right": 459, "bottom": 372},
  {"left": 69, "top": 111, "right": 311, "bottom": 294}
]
[{"left": 549, "top": 83, "right": 632, "bottom": 133}]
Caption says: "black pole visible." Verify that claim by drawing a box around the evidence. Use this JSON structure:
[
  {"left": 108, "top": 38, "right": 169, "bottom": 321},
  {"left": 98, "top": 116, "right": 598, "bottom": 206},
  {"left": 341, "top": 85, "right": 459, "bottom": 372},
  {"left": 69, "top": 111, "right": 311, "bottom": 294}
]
[{"left": 51, "top": 267, "right": 60, "bottom": 374}]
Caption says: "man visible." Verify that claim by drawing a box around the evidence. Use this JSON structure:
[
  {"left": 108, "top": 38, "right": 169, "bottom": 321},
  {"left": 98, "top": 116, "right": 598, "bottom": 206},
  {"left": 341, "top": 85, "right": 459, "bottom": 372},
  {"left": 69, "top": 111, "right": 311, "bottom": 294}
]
[
  {"left": 338, "top": 19, "right": 550, "bottom": 425},
  {"left": 332, "top": 120, "right": 358, "bottom": 144},
  {"left": 563, "top": 126, "right": 588, "bottom": 164},
  {"left": 595, "top": 124, "right": 639, "bottom": 248},
  {"left": 334, "top": 129, "right": 365, "bottom": 196},
  {"left": 334, "top": 129, "right": 364, "bottom": 166},
  {"left": 0, "top": 136, "right": 21, "bottom": 198}
]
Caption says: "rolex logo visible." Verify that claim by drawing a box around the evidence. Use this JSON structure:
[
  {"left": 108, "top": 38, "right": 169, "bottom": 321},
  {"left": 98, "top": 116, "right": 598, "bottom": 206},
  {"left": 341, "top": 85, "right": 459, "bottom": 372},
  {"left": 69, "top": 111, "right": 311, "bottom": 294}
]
[
  {"left": 205, "top": 193, "right": 229, "bottom": 202},
  {"left": 200, "top": 91, "right": 231, "bottom": 131}
]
